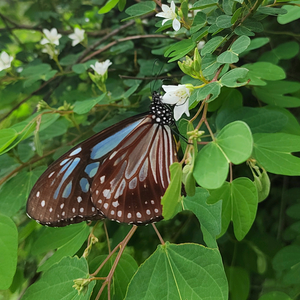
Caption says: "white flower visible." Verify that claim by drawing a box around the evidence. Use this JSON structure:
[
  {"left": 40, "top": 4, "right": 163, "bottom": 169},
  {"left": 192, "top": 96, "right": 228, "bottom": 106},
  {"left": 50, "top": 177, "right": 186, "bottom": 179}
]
[
  {"left": 162, "top": 84, "right": 191, "bottom": 120},
  {"left": 0, "top": 51, "right": 13, "bottom": 71},
  {"left": 90, "top": 60, "right": 112, "bottom": 75},
  {"left": 156, "top": 1, "right": 181, "bottom": 31},
  {"left": 68, "top": 28, "right": 85, "bottom": 47},
  {"left": 197, "top": 40, "right": 205, "bottom": 50},
  {"left": 40, "top": 28, "right": 62, "bottom": 46},
  {"left": 42, "top": 44, "right": 59, "bottom": 59}
]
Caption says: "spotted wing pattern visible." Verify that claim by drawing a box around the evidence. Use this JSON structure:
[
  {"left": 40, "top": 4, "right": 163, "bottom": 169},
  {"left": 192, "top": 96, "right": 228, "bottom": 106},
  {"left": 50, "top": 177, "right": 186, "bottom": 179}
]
[
  {"left": 26, "top": 92, "right": 177, "bottom": 227},
  {"left": 26, "top": 114, "right": 146, "bottom": 226},
  {"left": 91, "top": 116, "right": 177, "bottom": 224}
]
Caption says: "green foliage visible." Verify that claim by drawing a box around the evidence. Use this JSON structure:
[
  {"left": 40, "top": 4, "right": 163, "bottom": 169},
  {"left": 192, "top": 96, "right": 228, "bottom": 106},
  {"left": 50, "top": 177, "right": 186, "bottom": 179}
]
[{"left": 0, "top": 0, "right": 300, "bottom": 299}]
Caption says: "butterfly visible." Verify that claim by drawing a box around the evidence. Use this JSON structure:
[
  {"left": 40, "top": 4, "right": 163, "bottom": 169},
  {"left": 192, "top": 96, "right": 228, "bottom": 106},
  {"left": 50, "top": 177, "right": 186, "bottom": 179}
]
[{"left": 26, "top": 92, "right": 178, "bottom": 227}]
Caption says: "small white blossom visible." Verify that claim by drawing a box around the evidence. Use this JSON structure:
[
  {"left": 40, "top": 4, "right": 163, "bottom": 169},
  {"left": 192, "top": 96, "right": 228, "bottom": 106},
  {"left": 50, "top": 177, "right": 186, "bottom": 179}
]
[
  {"left": 0, "top": 51, "right": 13, "bottom": 71},
  {"left": 90, "top": 60, "right": 112, "bottom": 75},
  {"left": 197, "top": 40, "right": 206, "bottom": 50},
  {"left": 162, "top": 84, "right": 191, "bottom": 120},
  {"left": 42, "top": 44, "right": 59, "bottom": 59},
  {"left": 156, "top": 1, "right": 181, "bottom": 31},
  {"left": 68, "top": 28, "right": 85, "bottom": 47},
  {"left": 40, "top": 28, "right": 62, "bottom": 46}
]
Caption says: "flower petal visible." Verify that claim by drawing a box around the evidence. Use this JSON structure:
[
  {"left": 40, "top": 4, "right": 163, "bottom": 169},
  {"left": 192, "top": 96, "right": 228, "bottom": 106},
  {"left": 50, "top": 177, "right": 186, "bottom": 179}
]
[{"left": 172, "top": 19, "right": 181, "bottom": 31}]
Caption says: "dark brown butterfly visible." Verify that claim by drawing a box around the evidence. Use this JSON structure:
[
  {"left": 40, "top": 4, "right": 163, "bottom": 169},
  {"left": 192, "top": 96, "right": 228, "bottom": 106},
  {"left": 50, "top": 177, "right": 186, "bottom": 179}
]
[{"left": 26, "top": 92, "right": 177, "bottom": 227}]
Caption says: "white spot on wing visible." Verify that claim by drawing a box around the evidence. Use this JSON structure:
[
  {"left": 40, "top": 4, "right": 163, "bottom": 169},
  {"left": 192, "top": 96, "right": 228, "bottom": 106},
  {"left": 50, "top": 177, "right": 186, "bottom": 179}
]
[
  {"left": 100, "top": 175, "right": 105, "bottom": 184},
  {"left": 154, "top": 208, "right": 159, "bottom": 213},
  {"left": 36, "top": 191, "right": 40, "bottom": 197},
  {"left": 77, "top": 196, "right": 82, "bottom": 203},
  {"left": 112, "top": 200, "right": 119, "bottom": 207},
  {"left": 117, "top": 211, "right": 122, "bottom": 217},
  {"left": 104, "top": 203, "right": 108, "bottom": 209},
  {"left": 136, "top": 212, "right": 142, "bottom": 218},
  {"left": 60, "top": 203, "right": 64, "bottom": 209},
  {"left": 127, "top": 212, "right": 132, "bottom": 218},
  {"left": 80, "top": 207, "right": 84, "bottom": 213},
  {"left": 146, "top": 209, "right": 151, "bottom": 215},
  {"left": 41, "top": 200, "right": 45, "bottom": 207},
  {"left": 103, "top": 189, "right": 111, "bottom": 199},
  {"left": 48, "top": 171, "right": 55, "bottom": 178}
]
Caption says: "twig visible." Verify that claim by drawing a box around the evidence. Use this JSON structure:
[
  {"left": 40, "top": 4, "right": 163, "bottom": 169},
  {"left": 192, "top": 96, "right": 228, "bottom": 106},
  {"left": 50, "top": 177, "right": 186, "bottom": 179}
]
[
  {"left": 90, "top": 226, "right": 138, "bottom": 300},
  {"left": 152, "top": 223, "right": 165, "bottom": 245}
]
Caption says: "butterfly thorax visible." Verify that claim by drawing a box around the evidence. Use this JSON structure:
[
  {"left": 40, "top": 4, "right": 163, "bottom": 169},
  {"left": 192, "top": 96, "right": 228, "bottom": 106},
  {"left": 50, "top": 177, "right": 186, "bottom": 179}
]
[{"left": 150, "top": 92, "right": 174, "bottom": 126}]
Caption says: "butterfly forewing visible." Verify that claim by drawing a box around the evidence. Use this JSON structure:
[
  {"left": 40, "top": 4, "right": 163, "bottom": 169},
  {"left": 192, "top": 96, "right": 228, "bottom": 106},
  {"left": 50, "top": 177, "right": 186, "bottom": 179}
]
[
  {"left": 26, "top": 114, "right": 147, "bottom": 226},
  {"left": 90, "top": 116, "right": 177, "bottom": 224}
]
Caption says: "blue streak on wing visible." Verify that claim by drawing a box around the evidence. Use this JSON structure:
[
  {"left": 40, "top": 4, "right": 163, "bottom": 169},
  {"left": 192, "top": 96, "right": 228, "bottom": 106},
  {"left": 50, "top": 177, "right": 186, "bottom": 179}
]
[
  {"left": 58, "top": 159, "right": 72, "bottom": 175},
  {"left": 54, "top": 157, "right": 81, "bottom": 199},
  {"left": 85, "top": 162, "right": 100, "bottom": 178},
  {"left": 62, "top": 181, "right": 72, "bottom": 198},
  {"left": 80, "top": 178, "right": 90, "bottom": 193},
  {"left": 90, "top": 119, "right": 143, "bottom": 159}
]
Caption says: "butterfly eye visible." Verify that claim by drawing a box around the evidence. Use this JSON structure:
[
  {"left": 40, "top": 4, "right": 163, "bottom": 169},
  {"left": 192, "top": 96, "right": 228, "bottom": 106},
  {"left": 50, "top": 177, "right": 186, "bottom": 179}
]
[{"left": 26, "top": 93, "right": 177, "bottom": 226}]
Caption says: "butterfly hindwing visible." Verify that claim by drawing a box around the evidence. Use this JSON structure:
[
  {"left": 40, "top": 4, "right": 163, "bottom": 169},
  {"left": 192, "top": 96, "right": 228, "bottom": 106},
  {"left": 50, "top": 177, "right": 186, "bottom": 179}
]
[{"left": 90, "top": 116, "right": 177, "bottom": 224}]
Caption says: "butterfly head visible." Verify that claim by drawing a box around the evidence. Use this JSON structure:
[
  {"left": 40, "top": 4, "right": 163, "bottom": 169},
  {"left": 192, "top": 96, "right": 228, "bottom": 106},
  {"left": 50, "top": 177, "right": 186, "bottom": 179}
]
[{"left": 150, "top": 92, "right": 174, "bottom": 126}]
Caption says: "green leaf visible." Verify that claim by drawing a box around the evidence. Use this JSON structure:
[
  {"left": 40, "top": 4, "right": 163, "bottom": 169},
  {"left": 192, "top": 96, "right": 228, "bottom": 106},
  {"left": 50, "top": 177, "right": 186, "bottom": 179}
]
[
  {"left": 254, "top": 81, "right": 300, "bottom": 107},
  {"left": 21, "top": 64, "right": 52, "bottom": 77},
  {"left": 73, "top": 94, "right": 106, "bottom": 114},
  {"left": 273, "top": 41, "right": 300, "bottom": 59},
  {"left": 241, "top": 62, "right": 286, "bottom": 86},
  {"left": 217, "top": 51, "right": 239, "bottom": 63},
  {"left": 36, "top": 223, "right": 90, "bottom": 272},
  {"left": 22, "top": 256, "right": 95, "bottom": 300},
  {"left": 258, "top": 6, "right": 287, "bottom": 15},
  {"left": 216, "top": 121, "right": 253, "bottom": 164},
  {"left": 90, "top": 254, "right": 138, "bottom": 299},
  {"left": 226, "top": 266, "right": 250, "bottom": 300},
  {"left": 201, "top": 54, "right": 222, "bottom": 77},
  {"left": 99, "top": 0, "right": 119, "bottom": 14},
  {"left": 259, "top": 291, "right": 293, "bottom": 300},
  {"left": 189, "top": 82, "right": 221, "bottom": 107},
  {"left": 0, "top": 128, "right": 18, "bottom": 153},
  {"left": 124, "top": 1, "right": 156, "bottom": 20},
  {"left": 231, "top": 35, "right": 251, "bottom": 54},
  {"left": 193, "top": 0, "right": 219, "bottom": 9},
  {"left": 0, "top": 168, "right": 45, "bottom": 217},
  {"left": 190, "top": 12, "right": 207, "bottom": 34},
  {"left": 183, "top": 188, "right": 222, "bottom": 248},
  {"left": 194, "top": 142, "right": 229, "bottom": 189},
  {"left": 162, "top": 162, "right": 183, "bottom": 220},
  {"left": 278, "top": 3, "right": 300, "bottom": 24},
  {"left": 273, "top": 245, "right": 300, "bottom": 285},
  {"left": 216, "top": 15, "right": 232, "bottom": 28},
  {"left": 0, "top": 215, "right": 18, "bottom": 290},
  {"left": 220, "top": 68, "right": 249, "bottom": 87},
  {"left": 207, "top": 178, "right": 258, "bottom": 240},
  {"left": 216, "top": 106, "right": 289, "bottom": 134},
  {"left": 201, "top": 36, "right": 224, "bottom": 56},
  {"left": 246, "top": 37, "right": 270, "bottom": 52},
  {"left": 125, "top": 242, "right": 228, "bottom": 300},
  {"left": 253, "top": 133, "right": 300, "bottom": 175},
  {"left": 165, "top": 39, "right": 197, "bottom": 62}
]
